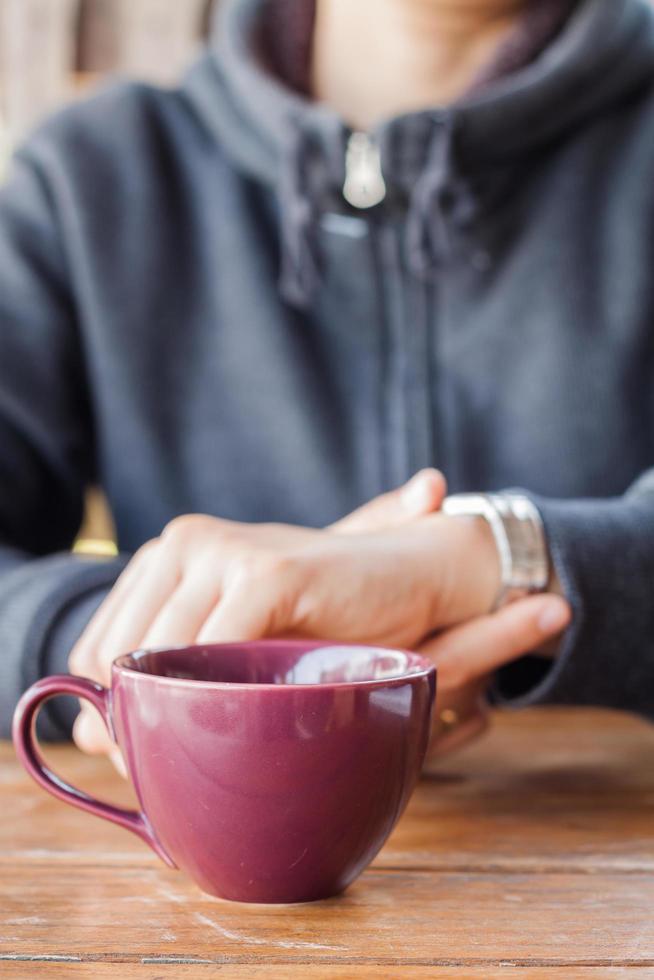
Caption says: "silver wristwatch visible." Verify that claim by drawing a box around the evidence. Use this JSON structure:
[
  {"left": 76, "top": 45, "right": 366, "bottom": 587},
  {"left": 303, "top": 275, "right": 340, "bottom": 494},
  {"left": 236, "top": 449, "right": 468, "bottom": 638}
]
[{"left": 442, "top": 492, "right": 550, "bottom": 610}]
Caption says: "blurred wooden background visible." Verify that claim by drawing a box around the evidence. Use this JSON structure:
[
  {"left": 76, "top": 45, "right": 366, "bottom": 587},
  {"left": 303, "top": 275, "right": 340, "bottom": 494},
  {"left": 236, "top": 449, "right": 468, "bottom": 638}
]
[{"left": 0, "top": 0, "right": 219, "bottom": 153}]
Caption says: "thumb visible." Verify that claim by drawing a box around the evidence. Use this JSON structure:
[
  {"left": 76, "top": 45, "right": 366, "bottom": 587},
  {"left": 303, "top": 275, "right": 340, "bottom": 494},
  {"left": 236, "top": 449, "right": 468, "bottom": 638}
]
[
  {"left": 419, "top": 593, "right": 572, "bottom": 691},
  {"left": 330, "top": 469, "right": 447, "bottom": 534}
]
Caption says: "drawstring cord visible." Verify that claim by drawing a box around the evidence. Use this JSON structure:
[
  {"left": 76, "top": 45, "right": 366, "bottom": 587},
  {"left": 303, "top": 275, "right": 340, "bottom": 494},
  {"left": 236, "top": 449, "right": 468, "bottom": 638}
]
[
  {"left": 278, "top": 115, "right": 347, "bottom": 309},
  {"left": 406, "top": 115, "right": 480, "bottom": 281},
  {"left": 278, "top": 121, "right": 322, "bottom": 309}
]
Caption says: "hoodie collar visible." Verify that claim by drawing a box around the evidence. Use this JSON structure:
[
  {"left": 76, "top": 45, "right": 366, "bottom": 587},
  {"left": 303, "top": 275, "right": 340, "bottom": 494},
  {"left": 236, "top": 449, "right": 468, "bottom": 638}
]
[
  {"left": 260, "top": 0, "right": 580, "bottom": 102},
  {"left": 184, "top": 0, "right": 654, "bottom": 305},
  {"left": 191, "top": 0, "right": 654, "bottom": 180}
]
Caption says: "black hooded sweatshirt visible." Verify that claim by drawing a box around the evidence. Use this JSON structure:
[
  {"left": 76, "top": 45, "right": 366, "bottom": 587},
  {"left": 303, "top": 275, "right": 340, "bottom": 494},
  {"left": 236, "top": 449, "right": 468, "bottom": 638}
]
[{"left": 2, "top": 0, "right": 654, "bottom": 736}]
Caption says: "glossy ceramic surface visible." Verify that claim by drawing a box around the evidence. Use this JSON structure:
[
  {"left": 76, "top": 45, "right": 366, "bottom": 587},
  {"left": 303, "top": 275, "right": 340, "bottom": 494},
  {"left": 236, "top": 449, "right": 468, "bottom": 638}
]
[{"left": 13, "top": 640, "right": 436, "bottom": 903}]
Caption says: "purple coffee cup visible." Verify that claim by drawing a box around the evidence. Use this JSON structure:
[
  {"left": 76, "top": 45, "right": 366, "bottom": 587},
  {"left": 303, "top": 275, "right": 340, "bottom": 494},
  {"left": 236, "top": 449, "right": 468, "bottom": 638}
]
[{"left": 13, "top": 640, "right": 435, "bottom": 903}]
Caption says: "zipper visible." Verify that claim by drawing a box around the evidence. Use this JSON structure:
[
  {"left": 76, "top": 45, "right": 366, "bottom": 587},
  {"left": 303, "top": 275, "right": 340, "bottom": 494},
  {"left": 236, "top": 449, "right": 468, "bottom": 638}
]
[
  {"left": 342, "top": 131, "right": 436, "bottom": 485},
  {"left": 343, "top": 132, "right": 387, "bottom": 210}
]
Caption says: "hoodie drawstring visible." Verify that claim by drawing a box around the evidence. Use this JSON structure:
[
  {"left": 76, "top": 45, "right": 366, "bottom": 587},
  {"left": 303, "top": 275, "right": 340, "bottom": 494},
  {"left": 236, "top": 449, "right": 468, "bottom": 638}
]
[
  {"left": 278, "top": 121, "right": 324, "bottom": 309},
  {"left": 406, "top": 115, "right": 481, "bottom": 281}
]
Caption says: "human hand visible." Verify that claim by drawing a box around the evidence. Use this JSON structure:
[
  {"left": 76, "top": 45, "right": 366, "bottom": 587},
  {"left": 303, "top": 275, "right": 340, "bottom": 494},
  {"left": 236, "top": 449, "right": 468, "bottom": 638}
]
[
  {"left": 72, "top": 512, "right": 499, "bottom": 686},
  {"left": 69, "top": 470, "right": 447, "bottom": 770},
  {"left": 69, "top": 473, "right": 570, "bottom": 772},
  {"left": 420, "top": 591, "right": 571, "bottom": 763}
]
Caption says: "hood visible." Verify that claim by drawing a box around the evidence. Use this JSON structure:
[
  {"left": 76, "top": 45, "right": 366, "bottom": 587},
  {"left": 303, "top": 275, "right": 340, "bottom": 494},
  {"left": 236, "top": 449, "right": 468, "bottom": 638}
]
[{"left": 183, "top": 0, "right": 654, "bottom": 306}]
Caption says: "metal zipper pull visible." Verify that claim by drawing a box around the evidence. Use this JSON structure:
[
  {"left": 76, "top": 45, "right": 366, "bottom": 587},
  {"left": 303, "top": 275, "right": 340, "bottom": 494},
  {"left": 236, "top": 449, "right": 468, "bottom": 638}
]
[{"left": 343, "top": 131, "right": 387, "bottom": 210}]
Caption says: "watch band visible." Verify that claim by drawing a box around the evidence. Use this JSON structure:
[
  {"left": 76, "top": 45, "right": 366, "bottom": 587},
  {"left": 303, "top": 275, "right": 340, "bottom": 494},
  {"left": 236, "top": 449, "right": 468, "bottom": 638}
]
[{"left": 442, "top": 492, "right": 550, "bottom": 610}]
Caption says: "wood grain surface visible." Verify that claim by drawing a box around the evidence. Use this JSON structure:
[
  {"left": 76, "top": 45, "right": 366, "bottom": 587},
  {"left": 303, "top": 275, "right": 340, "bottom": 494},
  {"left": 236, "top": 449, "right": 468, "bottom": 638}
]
[{"left": 2, "top": 707, "right": 654, "bottom": 977}]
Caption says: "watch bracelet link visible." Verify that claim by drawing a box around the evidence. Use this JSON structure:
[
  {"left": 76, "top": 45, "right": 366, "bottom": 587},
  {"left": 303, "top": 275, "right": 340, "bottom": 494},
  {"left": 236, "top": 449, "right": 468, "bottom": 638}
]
[{"left": 442, "top": 492, "right": 550, "bottom": 611}]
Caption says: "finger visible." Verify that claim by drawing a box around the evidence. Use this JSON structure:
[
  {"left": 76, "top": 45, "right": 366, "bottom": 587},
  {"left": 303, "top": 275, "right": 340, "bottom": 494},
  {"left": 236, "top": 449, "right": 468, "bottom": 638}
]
[
  {"left": 428, "top": 675, "right": 491, "bottom": 760},
  {"left": 110, "top": 748, "right": 128, "bottom": 780},
  {"left": 196, "top": 586, "right": 277, "bottom": 645},
  {"left": 331, "top": 469, "right": 447, "bottom": 534},
  {"left": 196, "top": 558, "right": 295, "bottom": 644},
  {"left": 73, "top": 705, "right": 128, "bottom": 775},
  {"left": 142, "top": 566, "right": 222, "bottom": 648},
  {"left": 428, "top": 710, "right": 490, "bottom": 761},
  {"left": 420, "top": 594, "right": 572, "bottom": 690},
  {"left": 69, "top": 544, "right": 155, "bottom": 675},
  {"left": 73, "top": 705, "right": 114, "bottom": 756},
  {"left": 88, "top": 552, "right": 182, "bottom": 685}
]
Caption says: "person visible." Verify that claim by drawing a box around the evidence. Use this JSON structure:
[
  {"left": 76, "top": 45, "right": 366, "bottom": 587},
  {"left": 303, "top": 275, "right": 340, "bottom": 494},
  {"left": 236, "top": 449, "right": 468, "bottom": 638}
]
[{"left": 2, "top": 0, "right": 654, "bottom": 772}]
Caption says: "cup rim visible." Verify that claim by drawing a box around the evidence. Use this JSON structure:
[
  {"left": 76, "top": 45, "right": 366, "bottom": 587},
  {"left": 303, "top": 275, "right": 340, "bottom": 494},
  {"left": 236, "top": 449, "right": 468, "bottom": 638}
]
[{"left": 112, "top": 640, "right": 436, "bottom": 691}]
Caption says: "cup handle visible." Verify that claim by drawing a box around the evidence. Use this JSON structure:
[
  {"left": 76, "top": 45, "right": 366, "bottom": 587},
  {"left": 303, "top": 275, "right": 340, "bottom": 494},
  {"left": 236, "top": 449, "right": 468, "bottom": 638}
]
[{"left": 12, "top": 675, "right": 175, "bottom": 867}]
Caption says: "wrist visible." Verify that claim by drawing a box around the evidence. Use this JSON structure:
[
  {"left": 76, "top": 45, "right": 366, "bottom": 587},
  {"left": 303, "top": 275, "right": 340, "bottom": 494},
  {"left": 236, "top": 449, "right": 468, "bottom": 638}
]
[
  {"left": 442, "top": 492, "right": 550, "bottom": 612},
  {"left": 425, "top": 513, "right": 501, "bottom": 629}
]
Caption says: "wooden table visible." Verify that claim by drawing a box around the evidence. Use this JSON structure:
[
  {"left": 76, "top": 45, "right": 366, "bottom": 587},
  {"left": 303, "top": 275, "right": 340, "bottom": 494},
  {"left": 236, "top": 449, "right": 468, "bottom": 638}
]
[{"left": 2, "top": 707, "right": 654, "bottom": 978}]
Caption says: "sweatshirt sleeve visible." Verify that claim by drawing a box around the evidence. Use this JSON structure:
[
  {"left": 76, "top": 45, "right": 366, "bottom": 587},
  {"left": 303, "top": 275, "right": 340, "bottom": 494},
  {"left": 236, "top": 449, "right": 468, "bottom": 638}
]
[
  {"left": 493, "top": 472, "right": 654, "bottom": 719},
  {"left": 0, "top": 150, "right": 124, "bottom": 738}
]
